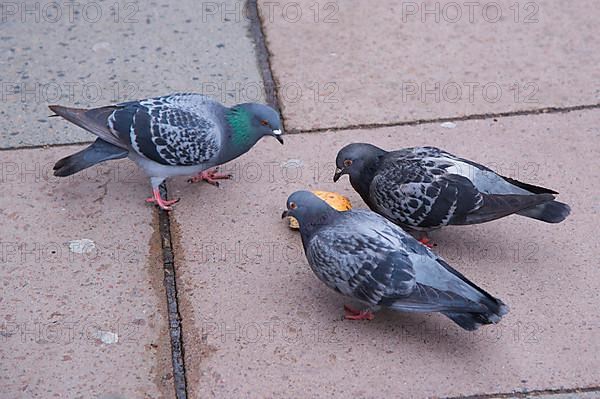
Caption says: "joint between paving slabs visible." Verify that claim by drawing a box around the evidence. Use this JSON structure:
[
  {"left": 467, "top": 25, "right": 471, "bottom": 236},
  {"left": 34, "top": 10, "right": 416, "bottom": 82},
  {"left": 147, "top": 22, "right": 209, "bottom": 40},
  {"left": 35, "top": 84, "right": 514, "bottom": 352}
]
[
  {"left": 288, "top": 102, "right": 600, "bottom": 135},
  {"left": 246, "top": 0, "right": 287, "bottom": 133},
  {"left": 5, "top": 100, "right": 599, "bottom": 153},
  {"left": 443, "top": 386, "right": 600, "bottom": 399},
  {"left": 0, "top": 140, "right": 96, "bottom": 152},
  {"left": 157, "top": 183, "right": 188, "bottom": 399}
]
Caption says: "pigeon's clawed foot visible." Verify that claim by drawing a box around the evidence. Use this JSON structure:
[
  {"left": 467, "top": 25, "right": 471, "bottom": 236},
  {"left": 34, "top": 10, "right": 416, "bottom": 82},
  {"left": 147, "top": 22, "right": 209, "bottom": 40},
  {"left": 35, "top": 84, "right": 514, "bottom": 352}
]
[
  {"left": 187, "top": 167, "right": 232, "bottom": 187},
  {"left": 418, "top": 236, "right": 436, "bottom": 249},
  {"left": 146, "top": 188, "right": 180, "bottom": 211},
  {"left": 343, "top": 305, "right": 375, "bottom": 321}
]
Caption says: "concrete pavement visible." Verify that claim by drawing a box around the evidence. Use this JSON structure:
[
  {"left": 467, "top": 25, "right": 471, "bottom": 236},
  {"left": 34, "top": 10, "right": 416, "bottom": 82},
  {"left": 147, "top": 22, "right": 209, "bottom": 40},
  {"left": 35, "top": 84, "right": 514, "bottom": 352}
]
[
  {"left": 259, "top": 0, "right": 600, "bottom": 131},
  {"left": 0, "top": 149, "right": 172, "bottom": 397},
  {"left": 1, "top": 0, "right": 599, "bottom": 398},
  {"left": 1, "top": 0, "right": 263, "bottom": 396},
  {"left": 170, "top": 110, "right": 599, "bottom": 398},
  {"left": 0, "top": 0, "right": 264, "bottom": 148}
]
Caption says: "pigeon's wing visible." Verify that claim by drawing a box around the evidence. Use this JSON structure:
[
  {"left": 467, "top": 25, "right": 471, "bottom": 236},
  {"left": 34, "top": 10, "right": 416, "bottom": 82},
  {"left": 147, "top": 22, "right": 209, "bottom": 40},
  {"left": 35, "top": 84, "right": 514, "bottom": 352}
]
[
  {"left": 403, "top": 243, "right": 508, "bottom": 324},
  {"left": 443, "top": 151, "right": 569, "bottom": 223},
  {"left": 405, "top": 148, "right": 567, "bottom": 223},
  {"left": 306, "top": 210, "right": 498, "bottom": 314},
  {"left": 306, "top": 215, "right": 416, "bottom": 305},
  {"left": 51, "top": 93, "right": 224, "bottom": 166},
  {"left": 352, "top": 212, "right": 505, "bottom": 316},
  {"left": 369, "top": 151, "right": 484, "bottom": 228},
  {"left": 416, "top": 147, "right": 558, "bottom": 195},
  {"left": 109, "top": 93, "right": 223, "bottom": 166},
  {"left": 369, "top": 147, "right": 558, "bottom": 228}
]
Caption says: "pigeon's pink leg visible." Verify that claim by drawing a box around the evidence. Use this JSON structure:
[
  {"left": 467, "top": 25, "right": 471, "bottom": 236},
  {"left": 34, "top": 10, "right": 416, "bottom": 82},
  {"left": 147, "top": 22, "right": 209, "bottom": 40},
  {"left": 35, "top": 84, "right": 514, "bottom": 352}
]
[
  {"left": 418, "top": 233, "right": 435, "bottom": 248},
  {"left": 187, "top": 167, "right": 232, "bottom": 186},
  {"left": 343, "top": 305, "right": 375, "bottom": 321},
  {"left": 145, "top": 188, "right": 180, "bottom": 211}
]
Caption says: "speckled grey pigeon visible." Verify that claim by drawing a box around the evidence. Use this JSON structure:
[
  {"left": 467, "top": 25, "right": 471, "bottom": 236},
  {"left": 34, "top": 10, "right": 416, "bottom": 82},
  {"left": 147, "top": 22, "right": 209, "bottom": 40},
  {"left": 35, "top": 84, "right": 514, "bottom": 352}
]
[
  {"left": 334, "top": 143, "right": 570, "bottom": 244},
  {"left": 50, "top": 93, "right": 283, "bottom": 210},
  {"left": 282, "top": 191, "right": 508, "bottom": 330}
]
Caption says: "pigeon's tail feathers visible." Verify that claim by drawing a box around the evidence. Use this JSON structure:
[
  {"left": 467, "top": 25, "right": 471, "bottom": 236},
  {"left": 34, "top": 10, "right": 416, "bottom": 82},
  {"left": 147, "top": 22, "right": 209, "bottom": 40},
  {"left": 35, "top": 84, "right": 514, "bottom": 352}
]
[
  {"left": 49, "top": 104, "right": 125, "bottom": 149},
  {"left": 434, "top": 258, "right": 509, "bottom": 331},
  {"left": 461, "top": 193, "right": 556, "bottom": 225},
  {"left": 516, "top": 200, "right": 571, "bottom": 223},
  {"left": 53, "top": 139, "right": 128, "bottom": 177},
  {"left": 442, "top": 298, "right": 509, "bottom": 331}
]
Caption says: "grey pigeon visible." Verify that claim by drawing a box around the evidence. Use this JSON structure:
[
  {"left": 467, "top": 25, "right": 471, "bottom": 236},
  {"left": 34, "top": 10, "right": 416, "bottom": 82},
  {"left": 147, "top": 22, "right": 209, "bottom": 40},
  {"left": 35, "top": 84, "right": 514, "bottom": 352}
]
[
  {"left": 50, "top": 93, "right": 283, "bottom": 210},
  {"left": 334, "top": 143, "right": 570, "bottom": 244},
  {"left": 282, "top": 191, "right": 508, "bottom": 331}
]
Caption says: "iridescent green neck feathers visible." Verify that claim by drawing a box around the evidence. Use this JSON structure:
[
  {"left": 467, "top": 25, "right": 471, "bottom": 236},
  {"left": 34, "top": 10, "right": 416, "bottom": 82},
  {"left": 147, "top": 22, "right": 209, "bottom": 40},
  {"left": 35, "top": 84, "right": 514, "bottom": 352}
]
[{"left": 226, "top": 107, "right": 253, "bottom": 147}]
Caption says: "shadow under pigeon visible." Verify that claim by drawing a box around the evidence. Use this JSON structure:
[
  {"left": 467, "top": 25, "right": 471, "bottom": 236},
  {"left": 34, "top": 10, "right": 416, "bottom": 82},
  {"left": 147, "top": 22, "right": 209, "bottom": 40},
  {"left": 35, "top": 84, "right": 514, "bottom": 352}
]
[
  {"left": 426, "top": 223, "right": 546, "bottom": 275},
  {"left": 293, "top": 275, "right": 505, "bottom": 360}
]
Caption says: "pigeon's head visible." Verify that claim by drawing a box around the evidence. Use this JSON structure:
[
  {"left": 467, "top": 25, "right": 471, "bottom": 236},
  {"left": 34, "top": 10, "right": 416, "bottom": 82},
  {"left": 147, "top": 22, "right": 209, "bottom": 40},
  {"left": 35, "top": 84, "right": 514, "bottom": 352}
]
[
  {"left": 334, "top": 143, "right": 385, "bottom": 182},
  {"left": 231, "top": 103, "right": 284, "bottom": 145},
  {"left": 282, "top": 191, "right": 336, "bottom": 230}
]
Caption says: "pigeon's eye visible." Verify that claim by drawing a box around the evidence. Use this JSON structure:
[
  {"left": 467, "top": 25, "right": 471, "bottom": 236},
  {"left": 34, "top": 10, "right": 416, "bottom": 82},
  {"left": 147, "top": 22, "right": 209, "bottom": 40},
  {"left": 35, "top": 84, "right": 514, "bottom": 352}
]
[
  {"left": 260, "top": 120, "right": 269, "bottom": 126},
  {"left": 343, "top": 159, "right": 353, "bottom": 167},
  {"left": 289, "top": 202, "right": 297, "bottom": 210}
]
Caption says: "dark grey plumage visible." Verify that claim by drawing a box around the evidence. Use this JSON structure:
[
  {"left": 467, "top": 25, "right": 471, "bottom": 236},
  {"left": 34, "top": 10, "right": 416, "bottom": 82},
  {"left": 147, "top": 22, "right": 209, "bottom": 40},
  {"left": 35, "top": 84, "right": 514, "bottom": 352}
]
[
  {"left": 53, "top": 138, "right": 128, "bottom": 177},
  {"left": 334, "top": 143, "right": 570, "bottom": 231},
  {"left": 284, "top": 191, "right": 509, "bottom": 331}
]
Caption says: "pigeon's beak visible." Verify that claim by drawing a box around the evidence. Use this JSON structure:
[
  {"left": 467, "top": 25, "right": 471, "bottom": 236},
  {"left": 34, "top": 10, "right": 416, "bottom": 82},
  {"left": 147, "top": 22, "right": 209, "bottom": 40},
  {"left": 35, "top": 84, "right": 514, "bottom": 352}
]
[
  {"left": 281, "top": 210, "right": 289, "bottom": 219},
  {"left": 333, "top": 167, "right": 344, "bottom": 182},
  {"left": 272, "top": 129, "right": 284, "bottom": 145}
]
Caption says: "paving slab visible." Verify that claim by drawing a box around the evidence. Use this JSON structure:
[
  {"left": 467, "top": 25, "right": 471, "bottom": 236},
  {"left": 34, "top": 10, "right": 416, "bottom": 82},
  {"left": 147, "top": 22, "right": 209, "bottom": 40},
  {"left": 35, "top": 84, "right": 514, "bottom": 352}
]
[
  {"left": 0, "top": 0, "right": 264, "bottom": 148},
  {"left": 169, "top": 109, "right": 599, "bottom": 398},
  {"left": 258, "top": 0, "right": 600, "bottom": 131},
  {"left": 0, "top": 146, "right": 173, "bottom": 397}
]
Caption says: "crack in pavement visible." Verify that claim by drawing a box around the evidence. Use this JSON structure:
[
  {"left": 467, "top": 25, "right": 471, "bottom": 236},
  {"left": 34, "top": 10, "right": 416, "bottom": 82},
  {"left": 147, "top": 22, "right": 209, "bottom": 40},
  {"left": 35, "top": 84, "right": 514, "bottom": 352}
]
[{"left": 157, "top": 183, "right": 188, "bottom": 399}]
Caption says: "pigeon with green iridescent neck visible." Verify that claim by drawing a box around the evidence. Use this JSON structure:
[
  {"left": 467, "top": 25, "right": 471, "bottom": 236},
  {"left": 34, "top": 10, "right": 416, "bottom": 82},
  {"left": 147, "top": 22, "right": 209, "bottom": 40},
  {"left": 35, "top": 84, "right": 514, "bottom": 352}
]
[{"left": 50, "top": 93, "right": 283, "bottom": 210}]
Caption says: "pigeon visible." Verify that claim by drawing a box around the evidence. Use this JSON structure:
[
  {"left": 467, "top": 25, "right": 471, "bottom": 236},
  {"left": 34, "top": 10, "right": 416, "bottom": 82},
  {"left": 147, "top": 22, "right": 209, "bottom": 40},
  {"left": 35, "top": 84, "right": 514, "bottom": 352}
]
[
  {"left": 282, "top": 191, "right": 509, "bottom": 331},
  {"left": 334, "top": 143, "right": 570, "bottom": 245},
  {"left": 50, "top": 93, "right": 284, "bottom": 210}
]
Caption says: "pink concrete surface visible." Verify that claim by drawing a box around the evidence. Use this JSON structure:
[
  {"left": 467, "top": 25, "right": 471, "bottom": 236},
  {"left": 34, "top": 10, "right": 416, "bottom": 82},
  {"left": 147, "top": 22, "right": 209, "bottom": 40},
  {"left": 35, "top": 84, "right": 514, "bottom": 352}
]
[
  {"left": 169, "top": 110, "right": 599, "bottom": 398},
  {"left": 259, "top": 0, "right": 600, "bottom": 131},
  {"left": 0, "top": 147, "right": 173, "bottom": 397}
]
